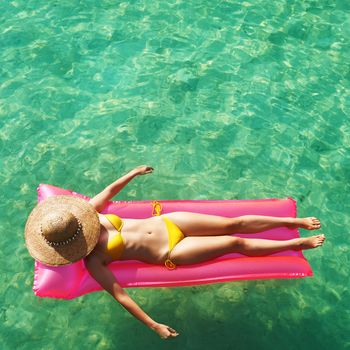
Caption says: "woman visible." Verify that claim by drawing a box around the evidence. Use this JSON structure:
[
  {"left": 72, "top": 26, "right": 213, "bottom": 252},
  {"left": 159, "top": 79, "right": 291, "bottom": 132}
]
[{"left": 24, "top": 165, "right": 325, "bottom": 339}]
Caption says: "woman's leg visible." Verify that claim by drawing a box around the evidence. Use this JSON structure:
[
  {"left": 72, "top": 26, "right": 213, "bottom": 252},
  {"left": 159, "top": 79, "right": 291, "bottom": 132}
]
[
  {"left": 164, "top": 212, "right": 321, "bottom": 237},
  {"left": 170, "top": 234, "right": 325, "bottom": 265}
]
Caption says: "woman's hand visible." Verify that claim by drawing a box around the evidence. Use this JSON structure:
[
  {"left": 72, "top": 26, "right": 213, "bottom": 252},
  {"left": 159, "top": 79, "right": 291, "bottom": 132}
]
[
  {"left": 134, "top": 165, "right": 154, "bottom": 175},
  {"left": 151, "top": 323, "right": 179, "bottom": 339}
]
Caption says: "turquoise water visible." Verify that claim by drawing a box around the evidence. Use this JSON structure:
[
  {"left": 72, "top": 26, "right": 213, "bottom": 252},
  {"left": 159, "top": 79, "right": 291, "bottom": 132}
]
[{"left": 1, "top": 0, "right": 350, "bottom": 349}]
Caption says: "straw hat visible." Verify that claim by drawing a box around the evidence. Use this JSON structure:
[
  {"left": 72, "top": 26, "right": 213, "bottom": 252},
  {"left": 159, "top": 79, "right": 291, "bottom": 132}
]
[{"left": 25, "top": 195, "right": 100, "bottom": 266}]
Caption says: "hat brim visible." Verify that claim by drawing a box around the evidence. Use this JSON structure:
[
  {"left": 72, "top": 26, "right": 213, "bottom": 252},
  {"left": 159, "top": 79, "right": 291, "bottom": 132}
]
[{"left": 25, "top": 195, "right": 100, "bottom": 266}]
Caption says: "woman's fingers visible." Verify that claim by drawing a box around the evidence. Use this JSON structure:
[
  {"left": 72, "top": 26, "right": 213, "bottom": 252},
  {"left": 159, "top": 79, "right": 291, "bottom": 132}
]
[
  {"left": 153, "top": 323, "right": 179, "bottom": 339},
  {"left": 137, "top": 165, "right": 154, "bottom": 174},
  {"left": 139, "top": 165, "right": 154, "bottom": 174},
  {"left": 167, "top": 327, "right": 179, "bottom": 336}
]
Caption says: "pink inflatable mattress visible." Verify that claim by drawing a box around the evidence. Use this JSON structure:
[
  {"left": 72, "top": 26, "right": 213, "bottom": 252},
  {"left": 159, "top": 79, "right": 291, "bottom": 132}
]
[{"left": 32, "top": 184, "right": 312, "bottom": 299}]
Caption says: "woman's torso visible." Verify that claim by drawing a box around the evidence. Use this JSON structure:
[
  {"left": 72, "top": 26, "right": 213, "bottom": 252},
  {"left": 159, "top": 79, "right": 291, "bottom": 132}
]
[{"left": 93, "top": 214, "right": 169, "bottom": 265}]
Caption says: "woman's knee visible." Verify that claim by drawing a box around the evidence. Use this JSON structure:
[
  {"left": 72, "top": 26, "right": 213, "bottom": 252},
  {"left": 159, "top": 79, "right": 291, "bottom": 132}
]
[
  {"left": 229, "top": 236, "right": 245, "bottom": 251},
  {"left": 226, "top": 217, "right": 244, "bottom": 232}
]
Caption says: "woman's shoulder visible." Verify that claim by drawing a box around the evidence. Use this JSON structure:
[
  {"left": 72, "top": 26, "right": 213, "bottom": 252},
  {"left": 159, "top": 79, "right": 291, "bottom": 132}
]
[
  {"left": 86, "top": 246, "right": 114, "bottom": 266},
  {"left": 86, "top": 220, "right": 114, "bottom": 265}
]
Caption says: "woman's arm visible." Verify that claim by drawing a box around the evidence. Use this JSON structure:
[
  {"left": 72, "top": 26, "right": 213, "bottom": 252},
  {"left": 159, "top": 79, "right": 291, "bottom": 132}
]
[
  {"left": 89, "top": 165, "right": 154, "bottom": 212},
  {"left": 85, "top": 254, "right": 179, "bottom": 339}
]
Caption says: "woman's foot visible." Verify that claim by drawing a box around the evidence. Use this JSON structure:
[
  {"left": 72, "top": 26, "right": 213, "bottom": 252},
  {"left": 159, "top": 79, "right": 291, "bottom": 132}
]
[
  {"left": 295, "top": 234, "right": 325, "bottom": 250},
  {"left": 290, "top": 217, "right": 321, "bottom": 230}
]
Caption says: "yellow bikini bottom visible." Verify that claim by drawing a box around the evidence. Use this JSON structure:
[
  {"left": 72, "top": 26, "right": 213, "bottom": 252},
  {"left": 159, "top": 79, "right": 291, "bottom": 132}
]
[{"left": 162, "top": 216, "right": 185, "bottom": 270}]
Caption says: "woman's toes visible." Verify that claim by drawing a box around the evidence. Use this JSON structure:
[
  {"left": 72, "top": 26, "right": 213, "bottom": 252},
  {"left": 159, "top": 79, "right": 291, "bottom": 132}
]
[
  {"left": 307, "top": 217, "right": 321, "bottom": 230},
  {"left": 317, "top": 234, "right": 325, "bottom": 245},
  {"left": 297, "top": 217, "right": 322, "bottom": 230},
  {"left": 298, "top": 235, "right": 325, "bottom": 249}
]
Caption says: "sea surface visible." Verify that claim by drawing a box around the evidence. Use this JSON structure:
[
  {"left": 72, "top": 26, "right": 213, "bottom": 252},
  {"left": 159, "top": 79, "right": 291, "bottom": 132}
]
[{"left": 1, "top": 0, "right": 349, "bottom": 349}]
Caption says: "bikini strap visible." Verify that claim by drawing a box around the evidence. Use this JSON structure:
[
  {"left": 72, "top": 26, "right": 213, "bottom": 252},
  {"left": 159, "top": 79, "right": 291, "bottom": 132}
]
[
  {"left": 164, "top": 259, "right": 176, "bottom": 270},
  {"left": 151, "top": 201, "right": 162, "bottom": 216}
]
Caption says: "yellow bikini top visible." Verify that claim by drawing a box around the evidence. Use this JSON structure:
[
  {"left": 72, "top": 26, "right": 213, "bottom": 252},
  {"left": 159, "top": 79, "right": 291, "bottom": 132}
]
[{"left": 103, "top": 214, "right": 125, "bottom": 260}]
